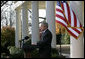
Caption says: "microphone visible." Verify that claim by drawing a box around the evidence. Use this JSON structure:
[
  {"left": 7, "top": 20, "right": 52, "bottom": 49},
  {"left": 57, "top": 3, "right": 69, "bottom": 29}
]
[
  {"left": 21, "top": 36, "right": 29, "bottom": 41},
  {"left": 24, "top": 36, "right": 29, "bottom": 40}
]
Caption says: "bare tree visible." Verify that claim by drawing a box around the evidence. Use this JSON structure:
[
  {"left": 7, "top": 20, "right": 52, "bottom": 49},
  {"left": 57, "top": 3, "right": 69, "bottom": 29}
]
[
  {"left": 1, "top": 9, "right": 8, "bottom": 26},
  {"left": 1, "top": 1, "right": 16, "bottom": 27}
]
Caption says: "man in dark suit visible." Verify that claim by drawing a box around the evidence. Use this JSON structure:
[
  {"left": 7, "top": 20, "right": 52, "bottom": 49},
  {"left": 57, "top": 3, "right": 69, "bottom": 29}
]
[{"left": 37, "top": 21, "right": 52, "bottom": 58}]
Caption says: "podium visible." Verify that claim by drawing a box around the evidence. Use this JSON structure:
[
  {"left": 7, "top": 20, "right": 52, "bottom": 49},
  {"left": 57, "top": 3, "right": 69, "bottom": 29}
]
[
  {"left": 22, "top": 43, "right": 38, "bottom": 58},
  {"left": 21, "top": 36, "right": 39, "bottom": 58}
]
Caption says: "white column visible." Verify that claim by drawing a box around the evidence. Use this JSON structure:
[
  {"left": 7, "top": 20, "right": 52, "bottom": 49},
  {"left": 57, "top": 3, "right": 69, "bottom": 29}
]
[
  {"left": 21, "top": 2, "right": 29, "bottom": 39},
  {"left": 15, "top": 7, "right": 21, "bottom": 48},
  {"left": 31, "top": 1, "right": 39, "bottom": 44},
  {"left": 70, "top": 1, "right": 84, "bottom": 58},
  {"left": 46, "top": 1, "right": 56, "bottom": 48}
]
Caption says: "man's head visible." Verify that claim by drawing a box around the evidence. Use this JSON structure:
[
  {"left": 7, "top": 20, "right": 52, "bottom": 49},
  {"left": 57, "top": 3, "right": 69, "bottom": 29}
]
[{"left": 40, "top": 21, "right": 48, "bottom": 31}]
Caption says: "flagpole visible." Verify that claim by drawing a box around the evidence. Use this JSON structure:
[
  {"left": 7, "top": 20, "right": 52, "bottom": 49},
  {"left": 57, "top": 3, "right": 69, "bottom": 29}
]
[{"left": 59, "top": 28, "right": 62, "bottom": 55}]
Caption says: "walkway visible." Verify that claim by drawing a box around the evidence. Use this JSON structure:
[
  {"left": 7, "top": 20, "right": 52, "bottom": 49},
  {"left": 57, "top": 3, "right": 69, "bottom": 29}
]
[{"left": 56, "top": 45, "right": 70, "bottom": 58}]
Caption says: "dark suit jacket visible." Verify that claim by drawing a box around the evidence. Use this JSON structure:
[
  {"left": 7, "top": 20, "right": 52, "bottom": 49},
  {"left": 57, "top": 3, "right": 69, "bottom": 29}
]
[{"left": 37, "top": 29, "right": 52, "bottom": 58}]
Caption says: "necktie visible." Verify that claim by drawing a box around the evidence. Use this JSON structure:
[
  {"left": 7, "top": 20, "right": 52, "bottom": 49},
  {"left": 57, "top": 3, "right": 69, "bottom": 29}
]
[{"left": 41, "top": 32, "right": 44, "bottom": 41}]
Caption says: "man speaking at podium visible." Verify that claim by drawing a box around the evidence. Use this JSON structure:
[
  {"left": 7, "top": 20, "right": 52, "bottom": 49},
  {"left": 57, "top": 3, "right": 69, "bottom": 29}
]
[{"left": 37, "top": 21, "right": 52, "bottom": 58}]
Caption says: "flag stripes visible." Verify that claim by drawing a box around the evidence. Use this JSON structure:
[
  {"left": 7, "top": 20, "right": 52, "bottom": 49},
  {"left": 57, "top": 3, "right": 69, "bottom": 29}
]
[
  {"left": 61, "top": 2, "right": 82, "bottom": 28},
  {"left": 56, "top": 1, "right": 83, "bottom": 39}
]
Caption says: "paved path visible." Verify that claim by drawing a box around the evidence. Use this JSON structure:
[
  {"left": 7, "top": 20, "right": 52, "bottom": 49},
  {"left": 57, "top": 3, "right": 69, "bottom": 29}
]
[{"left": 56, "top": 45, "right": 70, "bottom": 58}]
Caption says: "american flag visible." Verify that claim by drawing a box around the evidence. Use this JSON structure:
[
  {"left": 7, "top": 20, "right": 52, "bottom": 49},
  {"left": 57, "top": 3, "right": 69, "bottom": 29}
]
[{"left": 56, "top": 1, "right": 83, "bottom": 39}]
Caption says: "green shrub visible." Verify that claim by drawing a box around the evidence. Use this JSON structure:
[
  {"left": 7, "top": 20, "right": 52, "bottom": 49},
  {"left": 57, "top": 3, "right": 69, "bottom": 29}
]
[
  {"left": 61, "top": 32, "right": 70, "bottom": 44},
  {"left": 8, "top": 46, "right": 24, "bottom": 58},
  {"left": 1, "top": 26, "right": 15, "bottom": 47},
  {"left": 51, "top": 48, "right": 66, "bottom": 58},
  {"left": 51, "top": 48, "right": 59, "bottom": 58},
  {"left": 31, "top": 48, "right": 39, "bottom": 58},
  {"left": 56, "top": 31, "right": 70, "bottom": 44}
]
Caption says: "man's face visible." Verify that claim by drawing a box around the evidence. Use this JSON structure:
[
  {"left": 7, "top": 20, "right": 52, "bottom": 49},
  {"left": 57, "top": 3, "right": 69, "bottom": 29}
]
[{"left": 40, "top": 24, "right": 46, "bottom": 31}]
